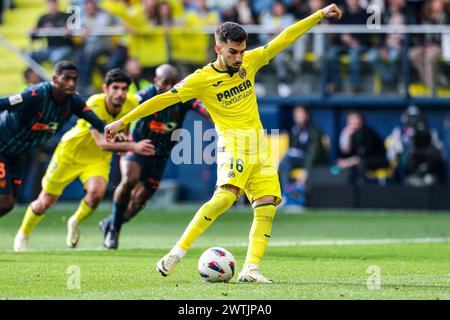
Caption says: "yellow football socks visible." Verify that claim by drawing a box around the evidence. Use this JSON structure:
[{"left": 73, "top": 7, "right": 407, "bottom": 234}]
[
  {"left": 244, "top": 203, "right": 276, "bottom": 266},
  {"left": 177, "top": 188, "right": 236, "bottom": 251},
  {"left": 73, "top": 199, "right": 95, "bottom": 224},
  {"left": 19, "top": 206, "right": 45, "bottom": 237}
]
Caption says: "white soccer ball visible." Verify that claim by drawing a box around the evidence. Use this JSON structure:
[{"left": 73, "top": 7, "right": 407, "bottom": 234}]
[{"left": 198, "top": 247, "right": 237, "bottom": 283}]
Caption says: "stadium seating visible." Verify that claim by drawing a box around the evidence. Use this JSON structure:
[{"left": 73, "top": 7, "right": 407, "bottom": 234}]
[{"left": 0, "top": 0, "right": 71, "bottom": 95}]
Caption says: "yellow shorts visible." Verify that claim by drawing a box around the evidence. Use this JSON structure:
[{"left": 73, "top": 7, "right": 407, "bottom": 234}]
[
  {"left": 42, "top": 145, "right": 110, "bottom": 196},
  {"left": 216, "top": 150, "right": 282, "bottom": 205}
]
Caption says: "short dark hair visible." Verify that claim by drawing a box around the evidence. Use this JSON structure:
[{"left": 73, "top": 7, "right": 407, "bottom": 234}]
[
  {"left": 215, "top": 22, "right": 248, "bottom": 44},
  {"left": 54, "top": 61, "right": 78, "bottom": 75},
  {"left": 104, "top": 68, "right": 132, "bottom": 87}
]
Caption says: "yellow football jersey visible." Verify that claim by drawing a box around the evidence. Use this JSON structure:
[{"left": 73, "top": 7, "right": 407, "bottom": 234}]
[
  {"left": 171, "top": 47, "right": 269, "bottom": 156},
  {"left": 119, "top": 10, "right": 324, "bottom": 159},
  {"left": 57, "top": 93, "right": 139, "bottom": 165}
]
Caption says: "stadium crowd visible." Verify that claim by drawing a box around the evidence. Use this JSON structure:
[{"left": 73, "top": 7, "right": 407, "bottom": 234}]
[{"left": 12, "top": 0, "right": 449, "bottom": 96}]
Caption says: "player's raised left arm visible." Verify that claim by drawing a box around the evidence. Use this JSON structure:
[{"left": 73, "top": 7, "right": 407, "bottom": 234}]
[
  {"left": 105, "top": 90, "right": 182, "bottom": 141},
  {"left": 264, "top": 3, "right": 342, "bottom": 61}
]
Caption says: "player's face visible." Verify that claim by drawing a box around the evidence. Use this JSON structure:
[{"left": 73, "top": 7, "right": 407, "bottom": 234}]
[
  {"left": 103, "top": 82, "right": 128, "bottom": 113},
  {"left": 53, "top": 70, "right": 78, "bottom": 96},
  {"left": 218, "top": 40, "right": 246, "bottom": 72}
]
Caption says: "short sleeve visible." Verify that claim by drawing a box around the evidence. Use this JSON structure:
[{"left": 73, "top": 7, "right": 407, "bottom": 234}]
[{"left": 170, "top": 70, "right": 203, "bottom": 103}]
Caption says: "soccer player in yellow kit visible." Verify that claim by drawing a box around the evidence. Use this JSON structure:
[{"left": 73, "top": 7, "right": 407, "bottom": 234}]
[
  {"left": 106, "top": 4, "right": 342, "bottom": 283},
  {"left": 14, "top": 69, "right": 155, "bottom": 252}
]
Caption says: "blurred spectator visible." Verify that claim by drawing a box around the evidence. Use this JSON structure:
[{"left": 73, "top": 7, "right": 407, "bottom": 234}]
[
  {"left": 337, "top": 111, "right": 389, "bottom": 183},
  {"left": 251, "top": 0, "right": 276, "bottom": 17},
  {"left": 77, "top": 0, "right": 116, "bottom": 95},
  {"left": 125, "top": 57, "right": 152, "bottom": 94},
  {"left": 170, "top": 0, "right": 220, "bottom": 73},
  {"left": 222, "top": 1, "right": 257, "bottom": 45},
  {"left": 236, "top": 0, "right": 255, "bottom": 24},
  {"left": 18, "top": 67, "right": 44, "bottom": 92},
  {"left": 205, "top": 0, "right": 238, "bottom": 13},
  {"left": 30, "top": 0, "right": 74, "bottom": 66},
  {"left": 292, "top": 0, "right": 330, "bottom": 71},
  {"left": 367, "top": 0, "right": 416, "bottom": 91},
  {"left": 409, "top": 0, "right": 448, "bottom": 95},
  {"left": 159, "top": 1, "right": 175, "bottom": 27},
  {"left": 360, "top": 0, "right": 386, "bottom": 11},
  {"left": 407, "top": 0, "right": 425, "bottom": 21},
  {"left": 260, "top": 1, "right": 295, "bottom": 97},
  {"left": 99, "top": 0, "right": 169, "bottom": 75},
  {"left": 326, "top": 0, "right": 370, "bottom": 93},
  {"left": 279, "top": 106, "right": 329, "bottom": 192},
  {"left": 386, "top": 105, "right": 446, "bottom": 185}
]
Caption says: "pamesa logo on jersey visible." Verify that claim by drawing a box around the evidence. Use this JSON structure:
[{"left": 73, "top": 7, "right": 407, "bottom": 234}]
[{"left": 216, "top": 80, "right": 253, "bottom": 107}]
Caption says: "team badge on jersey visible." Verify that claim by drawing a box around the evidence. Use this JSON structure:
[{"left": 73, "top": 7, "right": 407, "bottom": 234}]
[
  {"left": 228, "top": 171, "right": 236, "bottom": 178},
  {"left": 239, "top": 68, "right": 247, "bottom": 79},
  {"left": 8, "top": 94, "right": 23, "bottom": 105}
]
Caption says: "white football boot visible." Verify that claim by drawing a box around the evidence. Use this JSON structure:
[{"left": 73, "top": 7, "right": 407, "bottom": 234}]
[
  {"left": 156, "top": 252, "right": 182, "bottom": 277},
  {"left": 66, "top": 215, "right": 80, "bottom": 248},
  {"left": 14, "top": 231, "right": 28, "bottom": 252},
  {"left": 237, "top": 265, "right": 273, "bottom": 284}
]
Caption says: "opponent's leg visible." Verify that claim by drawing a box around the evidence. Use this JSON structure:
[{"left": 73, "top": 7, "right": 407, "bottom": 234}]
[
  {"left": 14, "top": 191, "right": 59, "bottom": 252},
  {"left": 0, "top": 195, "right": 15, "bottom": 218},
  {"left": 124, "top": 182, "right": 152, "bottom": 222},
  {"left": 238, "top": 195, "right": 277, "bottom": 283},
  {"left": 103, "top": 182, "right": 152, "bottom": 249},
  {"left": 0, "top": 154, "right": 24, "bottom": 217},
  {"left": 67, "top": 176, "right": 107, "bottom": 248},
  {"left": 156, "top": 185, "right": 239, "bottom": 277},
  {"left": 102, "top": 159, "right": 141, "bottom": 249}
]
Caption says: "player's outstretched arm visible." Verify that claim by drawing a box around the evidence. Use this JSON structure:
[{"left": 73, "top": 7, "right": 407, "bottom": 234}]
[
  {"left": 91, "top": 129, "right": 156, "bottom": 156},
  {"left": 264, "top": 3, "right": 342, "bottom": 61},
  {"left": 105, "top": 90, "right": 181, "bottom": 141},
  {"left": 0, "top": 88, "right": 35, "bottom": 111},
  {"left": 77, "top": 107, "right": 107, "bottom": 133}
]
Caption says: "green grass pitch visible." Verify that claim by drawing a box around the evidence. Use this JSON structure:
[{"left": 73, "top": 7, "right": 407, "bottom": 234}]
[{"left": 0, "top": 203, "right": 449, "bottom": 300}]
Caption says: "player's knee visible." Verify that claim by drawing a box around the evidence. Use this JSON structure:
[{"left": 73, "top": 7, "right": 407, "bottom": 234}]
[
  {"left": 86, "top": 191, "right": 104, "bottom": 207},
  {"left": 121, "top": 177, "right": 139, "bottom": 192},
  {"left": 33, "top": 193, "right": 57, "bottom": 213},
  {"left": 0, "top": 200, "right": 15, "bottom": 217}
]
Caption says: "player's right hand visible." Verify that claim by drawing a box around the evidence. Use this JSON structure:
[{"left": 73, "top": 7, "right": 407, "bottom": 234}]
[
  {"left": 133, "top": 139, "right": 156, "bottom": 156},
  {"left": 321, "top": 3, "right": 343, "bottom": 19},
  {"left": 105, "top": 120, "right": 123, "bottom": 142}
]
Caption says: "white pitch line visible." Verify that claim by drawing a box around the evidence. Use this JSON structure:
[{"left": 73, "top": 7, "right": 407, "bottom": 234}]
[{"left": 2, "top": 237, "right": 450, "bottom": 253}]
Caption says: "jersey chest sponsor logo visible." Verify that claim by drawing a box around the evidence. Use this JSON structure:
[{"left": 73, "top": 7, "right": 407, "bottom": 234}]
[
  {"left": 216, "top": 80, "right": 252, "bottom": 102},
  {"left": 31, "top": 122, "right": 60, "bottom": 133}
]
